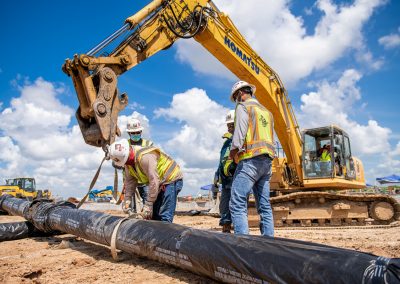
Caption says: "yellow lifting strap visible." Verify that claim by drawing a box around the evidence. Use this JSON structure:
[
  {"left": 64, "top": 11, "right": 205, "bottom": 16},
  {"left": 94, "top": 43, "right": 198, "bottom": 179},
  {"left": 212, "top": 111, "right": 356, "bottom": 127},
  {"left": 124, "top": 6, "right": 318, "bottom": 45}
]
[{"left": 77, "top": 155, "right": 120, "bottom": 208}]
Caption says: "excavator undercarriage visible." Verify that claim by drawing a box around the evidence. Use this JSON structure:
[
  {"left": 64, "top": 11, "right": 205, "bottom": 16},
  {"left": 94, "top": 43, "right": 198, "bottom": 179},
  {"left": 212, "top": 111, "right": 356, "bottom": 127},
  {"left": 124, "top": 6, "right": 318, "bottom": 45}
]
[{"left": 248, "top": 192, "right": 400, "bottom": 228}]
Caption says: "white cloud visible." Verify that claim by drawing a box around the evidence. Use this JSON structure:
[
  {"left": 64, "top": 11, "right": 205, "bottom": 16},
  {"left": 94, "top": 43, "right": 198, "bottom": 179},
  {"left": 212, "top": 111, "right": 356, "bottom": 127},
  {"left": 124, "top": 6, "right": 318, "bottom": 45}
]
[
  {"left": 155, "top": 88, "right": 231, "bottom": 192},
  {"left": 379, "top": 27, "right": 400, "bottom": 49},
  {"left": 175, "top": 40, "right": 235, "bottom": 81},
  {"left": 0, "top": 77, "right": 72, "bottom": 137},
  {"left": 176, "top": 0, "right": 385, "bottom": 85},
  {"left": 155, "top": 88, "right": 228, "bottom": 167},
  {"left": 127, "top": 101, "right": 145, "bottom": 111},
  {"left": 391, "top": 142, "right": 400, "bottom": 157},
  {"left": 355, "top": 50, "right": 384, "bottom": 71}
]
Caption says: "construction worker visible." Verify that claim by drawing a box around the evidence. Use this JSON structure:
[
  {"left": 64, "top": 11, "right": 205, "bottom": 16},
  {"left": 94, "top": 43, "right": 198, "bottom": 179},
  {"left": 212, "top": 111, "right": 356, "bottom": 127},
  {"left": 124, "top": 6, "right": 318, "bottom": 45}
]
[
  {"left": 126, "top": 118, "right": 154, "bottom": 207},
  {"left": 109, "top": 140, "right": 183, "bottom": 222},
  {"left": 319, "top": 144, "right": 332, "bottom": 176},
  {"left": 228, "top": 80, "right": 275, "bottom": 237},
  {"left": 127, "top": 118, "right": 153, "bottom": 148},
  {"left": 213, "top": 110, "right": 236, "bottom": 233}
]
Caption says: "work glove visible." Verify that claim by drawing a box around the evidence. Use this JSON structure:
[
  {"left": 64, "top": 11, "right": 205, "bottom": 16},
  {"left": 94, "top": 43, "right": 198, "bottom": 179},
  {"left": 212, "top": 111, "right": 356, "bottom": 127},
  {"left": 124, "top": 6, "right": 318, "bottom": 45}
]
[
  {"left": 122, "top": 199, "right": 132, "bottom": 214},
  {"left": 140, "top": 201, "right": 153, "bottom": 220}
]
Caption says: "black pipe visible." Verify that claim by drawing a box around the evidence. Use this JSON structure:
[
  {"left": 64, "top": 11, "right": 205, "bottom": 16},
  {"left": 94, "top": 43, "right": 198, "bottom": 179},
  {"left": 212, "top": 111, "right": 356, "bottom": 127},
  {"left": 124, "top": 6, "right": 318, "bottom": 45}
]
[
  {"left": 0, "top": 222, "right": 35, "bottom": 241},
  {"left": 0, "top": 195, "right": 399, "bottom": 284}
]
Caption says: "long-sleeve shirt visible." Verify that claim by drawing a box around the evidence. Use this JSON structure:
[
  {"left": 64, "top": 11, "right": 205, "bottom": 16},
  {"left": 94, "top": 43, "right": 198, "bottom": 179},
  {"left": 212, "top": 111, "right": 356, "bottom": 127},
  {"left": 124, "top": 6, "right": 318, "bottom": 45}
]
[
  {"left": 231, "top": 103, "right": 249, "bottom": 151},
  {"left": 124, "top": 152, "right": 183, "bottom": 203}
]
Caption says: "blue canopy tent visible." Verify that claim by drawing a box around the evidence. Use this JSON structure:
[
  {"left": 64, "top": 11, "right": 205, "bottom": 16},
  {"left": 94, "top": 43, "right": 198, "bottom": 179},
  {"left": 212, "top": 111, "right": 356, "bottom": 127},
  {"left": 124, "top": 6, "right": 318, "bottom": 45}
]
[
  {"left": 200, "top": 184, "right": 221, "bottom": 191},
  {"left": 376, "top": 174, "right": 400, "bottom": 184}
]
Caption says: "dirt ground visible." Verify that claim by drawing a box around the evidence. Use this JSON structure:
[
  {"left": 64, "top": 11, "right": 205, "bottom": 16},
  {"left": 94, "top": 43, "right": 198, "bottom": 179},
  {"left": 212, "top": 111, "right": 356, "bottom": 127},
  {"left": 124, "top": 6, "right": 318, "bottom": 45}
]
[{"left": 1, "top": 211, "right": 399, "bottom": 283}]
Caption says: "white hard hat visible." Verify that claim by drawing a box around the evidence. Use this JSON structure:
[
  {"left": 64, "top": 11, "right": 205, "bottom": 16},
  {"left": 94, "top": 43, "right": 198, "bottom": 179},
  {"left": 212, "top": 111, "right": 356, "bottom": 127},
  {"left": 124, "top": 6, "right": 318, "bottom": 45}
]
[
  {"left": 126, "top": 118, "right": 144, "bottom": 133},
  {"left": 225, "top": 110, "right": 235, "bottom": 124},
  {"left": 230, "top": 80, "right": 256, "bottom": 102},
  {"left": 108, "top": 140, "right": 130, "bottom": 167}
]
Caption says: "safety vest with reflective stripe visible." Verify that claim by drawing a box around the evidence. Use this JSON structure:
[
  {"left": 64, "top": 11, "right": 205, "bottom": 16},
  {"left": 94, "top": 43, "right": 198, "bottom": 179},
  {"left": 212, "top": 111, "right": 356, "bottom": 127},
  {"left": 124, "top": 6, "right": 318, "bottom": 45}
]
[
  {"left": 128, "top": 138, "right": 153, "bottom": 148},
  {"left": 320, "top": 150, "right": 331, "bottom": 162},
  {"left": 126, "top": 139, "right": 154, "bottom": 185},
  {"left": 127, "top": 146, "right": 181, "bottom": 185},
  {"left": 218, "top": 133, "right": 234, "bottom": 178},
  {"left": 236, "top": 98, "right": 275, "bottom": 162}
]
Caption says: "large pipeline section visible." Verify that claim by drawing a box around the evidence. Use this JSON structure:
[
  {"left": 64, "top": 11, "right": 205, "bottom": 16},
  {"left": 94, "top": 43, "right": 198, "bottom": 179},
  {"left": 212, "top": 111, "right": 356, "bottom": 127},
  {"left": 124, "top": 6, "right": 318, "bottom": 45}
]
[{"left": 1, "top": 195, "right": 399, "bottom": 284}]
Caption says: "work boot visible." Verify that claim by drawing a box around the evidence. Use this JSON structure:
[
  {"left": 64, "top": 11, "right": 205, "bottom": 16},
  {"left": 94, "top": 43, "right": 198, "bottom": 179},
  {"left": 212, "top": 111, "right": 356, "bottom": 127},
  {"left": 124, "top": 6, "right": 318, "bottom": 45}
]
[{"left": 222, "top": 224, "right": 232, "bottom": 233}]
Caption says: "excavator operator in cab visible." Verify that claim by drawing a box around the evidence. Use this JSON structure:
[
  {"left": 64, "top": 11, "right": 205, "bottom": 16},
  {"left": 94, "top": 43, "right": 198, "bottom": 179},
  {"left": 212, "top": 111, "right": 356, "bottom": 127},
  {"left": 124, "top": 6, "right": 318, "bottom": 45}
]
[{"left": 319, "top": 144, "right": 332, "bottom": 176}]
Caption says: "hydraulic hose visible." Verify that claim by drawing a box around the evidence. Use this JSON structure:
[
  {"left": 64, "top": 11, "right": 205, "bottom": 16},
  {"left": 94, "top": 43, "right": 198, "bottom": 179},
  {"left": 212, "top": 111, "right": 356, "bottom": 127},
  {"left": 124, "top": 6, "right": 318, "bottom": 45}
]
[{"left": 0, "top": 195, "right": 399, "bottom": 284}]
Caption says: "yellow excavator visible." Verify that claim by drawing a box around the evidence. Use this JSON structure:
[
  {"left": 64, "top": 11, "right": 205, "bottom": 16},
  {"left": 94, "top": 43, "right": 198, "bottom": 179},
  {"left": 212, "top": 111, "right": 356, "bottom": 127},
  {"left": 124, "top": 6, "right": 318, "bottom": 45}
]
[
  {"left": 0, "top": 177, "right": 51, "bottom": 201},
  {"left": 62, "top": 0, "right": 399, "bottom": 226}
]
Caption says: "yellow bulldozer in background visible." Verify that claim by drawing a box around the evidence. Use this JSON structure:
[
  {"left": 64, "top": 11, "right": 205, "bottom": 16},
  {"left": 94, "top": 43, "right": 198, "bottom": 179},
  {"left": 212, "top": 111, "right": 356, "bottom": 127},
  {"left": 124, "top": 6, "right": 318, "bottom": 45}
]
[{"left": 0, "top": 177, "right": 51, "bottom": 201}]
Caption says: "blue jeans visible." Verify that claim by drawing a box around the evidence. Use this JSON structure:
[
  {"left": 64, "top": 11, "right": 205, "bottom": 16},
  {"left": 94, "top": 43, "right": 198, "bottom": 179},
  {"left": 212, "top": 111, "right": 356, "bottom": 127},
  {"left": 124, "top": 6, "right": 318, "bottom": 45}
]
[
  {"left": 152, "top": 179, "right": 183, "bottom": 223},
  {"left": 230, "top": 155, "right": 274, "bottom": 236},
  {"left": 219, "top": 184, "right": 232, "bottom": 226}
]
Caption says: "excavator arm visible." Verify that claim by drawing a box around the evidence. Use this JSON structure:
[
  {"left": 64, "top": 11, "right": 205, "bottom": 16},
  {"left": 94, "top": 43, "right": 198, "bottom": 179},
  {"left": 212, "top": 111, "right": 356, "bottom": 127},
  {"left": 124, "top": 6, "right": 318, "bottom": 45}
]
[{"left": 63, "top": 0, "right": 303, "bottom": 184}]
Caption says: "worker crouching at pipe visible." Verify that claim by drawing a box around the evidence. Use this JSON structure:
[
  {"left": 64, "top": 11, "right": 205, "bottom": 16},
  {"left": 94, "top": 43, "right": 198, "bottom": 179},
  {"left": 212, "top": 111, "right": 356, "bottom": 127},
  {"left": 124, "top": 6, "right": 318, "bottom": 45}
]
[{"left": 108, "top": 140, "right": 183, "bottom": 222}]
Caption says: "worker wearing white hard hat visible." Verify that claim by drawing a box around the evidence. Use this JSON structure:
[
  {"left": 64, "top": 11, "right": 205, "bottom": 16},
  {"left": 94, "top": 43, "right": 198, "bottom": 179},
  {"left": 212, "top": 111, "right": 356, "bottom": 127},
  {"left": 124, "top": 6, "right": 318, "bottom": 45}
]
[
  {"left": 230, "top": 80, "right": 256, "bottom": 103},
  {"left": 126, "top": 118, "right": 153, "bottom": 147},
  {"left": 124, "top": 117, "right": 154, "bottom": 212},
  {"left": 108, "top": 140, "right": 183, "bottom": 223},
  {"left": 229, "top": 80, "right": 275, "bottom": 237},
  {"left": 213, "top": 109, "right": 236, "bottom": 233}
]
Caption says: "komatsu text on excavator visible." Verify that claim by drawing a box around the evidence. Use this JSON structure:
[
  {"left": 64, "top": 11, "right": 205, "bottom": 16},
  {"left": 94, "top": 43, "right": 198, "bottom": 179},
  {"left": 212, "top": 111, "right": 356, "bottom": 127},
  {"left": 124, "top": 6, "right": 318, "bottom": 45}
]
[{"left": 63, "top": 0, "right": 399, "bottom": 227}]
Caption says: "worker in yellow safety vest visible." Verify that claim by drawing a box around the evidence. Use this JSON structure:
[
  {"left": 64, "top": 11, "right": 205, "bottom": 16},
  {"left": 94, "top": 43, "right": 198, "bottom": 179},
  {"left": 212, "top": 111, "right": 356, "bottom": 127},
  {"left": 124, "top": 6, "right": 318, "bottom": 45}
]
[
  {"left": 213, "top": 110, "right": 236, "bottom": 233},
  {"left": 109, "top": 140, "right": 183, "bottom": 223},
  {"left": 319, "top": 144, "right": 332, "bottom": 176},
  {"left": 228, "top": 80, "right": 275, "bottom": 237},
  {"left": 125, "top": 117, "right": 154, "bottom": 211},
  {"left": 126, "top": 118, "right": 154, "bottom": 148}
]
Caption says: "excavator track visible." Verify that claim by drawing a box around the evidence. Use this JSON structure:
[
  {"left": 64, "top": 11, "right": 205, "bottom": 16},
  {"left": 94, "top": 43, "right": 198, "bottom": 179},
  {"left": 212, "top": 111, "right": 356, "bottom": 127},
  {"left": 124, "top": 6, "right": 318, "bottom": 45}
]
[
  {"left": 248, "top": 192, "right": 400, "bottom": 228},
  {"left": 271, "top": 222, "right": 400, "bottom": 231}
]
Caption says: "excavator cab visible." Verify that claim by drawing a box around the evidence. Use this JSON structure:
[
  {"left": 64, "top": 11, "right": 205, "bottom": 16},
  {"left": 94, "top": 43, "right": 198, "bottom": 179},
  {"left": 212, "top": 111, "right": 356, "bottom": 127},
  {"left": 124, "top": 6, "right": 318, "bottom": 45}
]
[{"left": 302, "top": 126, "right": 356, "bottom": 180}]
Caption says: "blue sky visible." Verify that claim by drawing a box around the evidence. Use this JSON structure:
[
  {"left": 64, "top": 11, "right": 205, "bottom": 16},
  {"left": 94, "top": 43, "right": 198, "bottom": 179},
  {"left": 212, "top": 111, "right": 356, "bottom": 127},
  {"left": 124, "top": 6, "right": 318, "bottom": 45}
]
[{"left": 1, "top": 0, "right": 399, "bottom": 197}]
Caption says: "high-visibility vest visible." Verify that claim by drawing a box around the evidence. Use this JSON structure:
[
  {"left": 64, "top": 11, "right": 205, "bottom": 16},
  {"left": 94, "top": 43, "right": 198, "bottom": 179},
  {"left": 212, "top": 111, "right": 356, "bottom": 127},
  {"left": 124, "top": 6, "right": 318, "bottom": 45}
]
[
  {"left": 127, "top": 146, "right": 181, "bottom": 185},
  {"left": 218, "top": 133, "right": 233, "bottom": 177},
  {"left": 236, "top": 98, "right": 275, "bottom": 162},
  {"left": 125, "top": 139, "right": 154, "bottom": 185},
  {"left": 128, "top": 138, "right": 153, "bottom": 148},
  {"left": 320, "top": 150, "right": 331, "bottom": 162}
]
